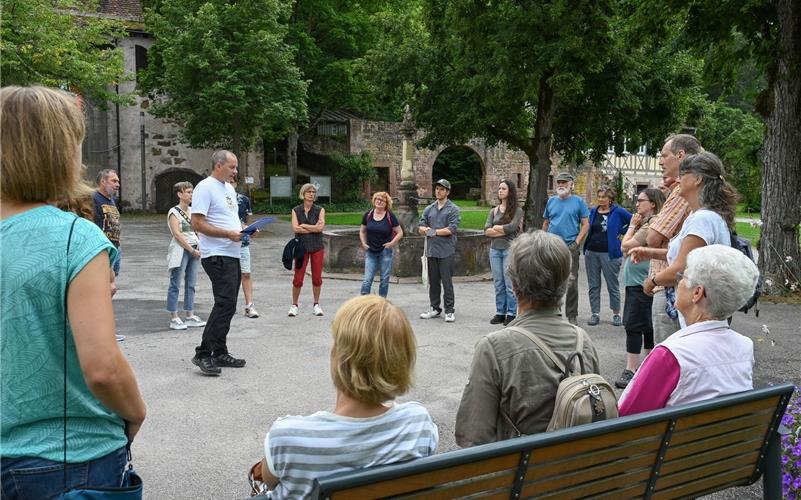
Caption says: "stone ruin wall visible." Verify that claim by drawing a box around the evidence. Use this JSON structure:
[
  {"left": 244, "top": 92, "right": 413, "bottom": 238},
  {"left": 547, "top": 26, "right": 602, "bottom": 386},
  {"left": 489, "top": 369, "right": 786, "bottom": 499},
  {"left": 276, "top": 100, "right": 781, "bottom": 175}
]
[{"left": 349, "top": 118, "right": 533, "bottom": 204}]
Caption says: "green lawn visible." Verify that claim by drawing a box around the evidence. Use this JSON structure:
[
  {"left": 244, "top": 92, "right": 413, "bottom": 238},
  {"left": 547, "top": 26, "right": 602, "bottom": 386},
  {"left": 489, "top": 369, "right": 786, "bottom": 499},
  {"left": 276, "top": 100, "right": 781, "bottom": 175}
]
[{"left": 320, "top": 208, "right": 766, "bottom": 243}]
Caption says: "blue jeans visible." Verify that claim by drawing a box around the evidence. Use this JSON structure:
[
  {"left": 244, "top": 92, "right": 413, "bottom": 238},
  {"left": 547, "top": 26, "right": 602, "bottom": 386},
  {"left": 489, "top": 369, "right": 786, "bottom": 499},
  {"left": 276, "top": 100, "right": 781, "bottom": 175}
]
[
  {"left": 112, "top": 246, "right": 121, "bottom": 276},
  {"left": 1, "top": 446, "right": 127, "bottom": 500},
  {"left": 489, "top": 247, "right": 516, "bottom": 316},
  {"left": 166, "top": 248, "right": 199, "bottom": 313},
  {"left": 585, "top": 250, "right": 622, "bottom": 314},
  {"left": 360, "top": 248, "right": 394, "bottom": 297}
]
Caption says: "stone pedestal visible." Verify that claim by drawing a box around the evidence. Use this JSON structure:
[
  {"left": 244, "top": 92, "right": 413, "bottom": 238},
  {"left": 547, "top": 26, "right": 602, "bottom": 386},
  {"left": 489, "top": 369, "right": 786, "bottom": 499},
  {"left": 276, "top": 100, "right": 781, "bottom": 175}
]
[{"left": 396, "top": 180, "right": 419, "bottom": 236}]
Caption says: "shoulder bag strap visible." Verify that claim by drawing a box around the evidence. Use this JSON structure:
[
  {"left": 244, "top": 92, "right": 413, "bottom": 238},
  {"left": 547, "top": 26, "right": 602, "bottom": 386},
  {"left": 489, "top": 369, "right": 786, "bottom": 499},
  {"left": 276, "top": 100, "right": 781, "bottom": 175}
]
[
  {"left": 173, "top": 206, "right": 191, "bottom": 226},
  {"left": 571, "top": 325, "right": 585, "bottom": 376},
  {"left": 506, "top": 326, "right": 567, "bottom": 375},
  {"left": 63, "top": 216, "right": 78, "bottom": 488}
]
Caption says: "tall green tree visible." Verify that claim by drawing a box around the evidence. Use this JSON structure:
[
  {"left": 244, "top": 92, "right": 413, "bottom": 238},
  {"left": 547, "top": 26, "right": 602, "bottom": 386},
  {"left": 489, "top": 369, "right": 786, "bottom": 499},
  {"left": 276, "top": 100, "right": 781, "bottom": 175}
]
[
  {"left": 694, "top": 102, "right": 763, "bottom": 212},
  {"left": 653, "top": 0, "right": 801, "bottom": 294},
  {"left": 382, "top": 0, "right": 700, "bottom": 227},
  {"left": 140, "top": 0, "right": 308, "bottom": 160},
  {"left": 1, "top": 0, "right": 128, "bottom": 102},
  {"left": 283, "top": 0, "right": 390, "bottom": 181}
]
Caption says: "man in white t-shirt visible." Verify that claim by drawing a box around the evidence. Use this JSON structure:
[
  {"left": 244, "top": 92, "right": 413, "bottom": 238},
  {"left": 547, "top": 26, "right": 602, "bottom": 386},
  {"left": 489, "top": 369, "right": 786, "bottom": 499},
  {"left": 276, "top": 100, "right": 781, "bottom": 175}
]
[{"left": 190, "top": 150, "right": 245, "bottom": 376}]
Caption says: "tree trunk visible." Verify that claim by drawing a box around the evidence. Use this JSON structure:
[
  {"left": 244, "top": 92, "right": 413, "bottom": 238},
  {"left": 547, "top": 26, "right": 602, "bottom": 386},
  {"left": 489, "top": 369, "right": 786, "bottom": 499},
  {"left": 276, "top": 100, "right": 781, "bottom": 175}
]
[
  {"left": 525, "top": 75, "right": 556, "bottom": 229},
  {"left": 758, "top": 0, "right": 801, "bottom": 294},
  {"left": 287, "top": 127, "right": 298, "bottom": 188},
  {"left": 232, "top": 113, "right": 242, "bottom": 161}
]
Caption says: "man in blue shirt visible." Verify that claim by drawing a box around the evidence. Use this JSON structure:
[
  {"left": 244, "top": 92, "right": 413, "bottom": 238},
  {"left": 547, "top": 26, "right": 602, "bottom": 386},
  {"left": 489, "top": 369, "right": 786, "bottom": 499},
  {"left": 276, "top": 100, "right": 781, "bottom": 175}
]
[
  {"left": 92, "top": 169, "right": 125, "bottom": 342},
  {"left": 542, "top": 172, "right": 589, "bottom": 325}
]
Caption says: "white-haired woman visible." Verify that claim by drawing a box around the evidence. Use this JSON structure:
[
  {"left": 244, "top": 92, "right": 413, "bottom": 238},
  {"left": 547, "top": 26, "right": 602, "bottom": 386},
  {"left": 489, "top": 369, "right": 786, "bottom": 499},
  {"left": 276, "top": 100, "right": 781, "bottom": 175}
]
[
  {"left": 289, "top": 183, "right": 326, "bottom": 317},
  {"left": 618, "top": 245, "right": 759, "bottom": 415},
  {"left": 455, "top": 231, "right": 599, "bottom": 445}
]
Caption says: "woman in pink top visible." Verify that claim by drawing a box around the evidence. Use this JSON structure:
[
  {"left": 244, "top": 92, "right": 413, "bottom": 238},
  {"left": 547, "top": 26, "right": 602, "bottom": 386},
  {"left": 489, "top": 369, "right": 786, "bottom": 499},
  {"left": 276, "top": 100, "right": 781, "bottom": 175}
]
[{"left": 618, "top": 244, "right": 759, "bottom": 415}]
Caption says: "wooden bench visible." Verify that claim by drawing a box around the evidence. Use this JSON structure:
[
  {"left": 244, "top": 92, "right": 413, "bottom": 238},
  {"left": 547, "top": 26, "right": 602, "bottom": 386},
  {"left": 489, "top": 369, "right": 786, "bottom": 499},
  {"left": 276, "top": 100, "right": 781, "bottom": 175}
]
[{"left": 310, "top": 383, "right": 794, "bottom": 499}]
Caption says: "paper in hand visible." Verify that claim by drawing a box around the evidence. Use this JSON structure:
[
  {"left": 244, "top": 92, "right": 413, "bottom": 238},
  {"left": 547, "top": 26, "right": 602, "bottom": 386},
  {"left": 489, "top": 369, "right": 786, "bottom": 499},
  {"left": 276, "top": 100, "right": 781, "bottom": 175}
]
[{"left": 241, "top": 217, "right": 275, "bottom": 234}]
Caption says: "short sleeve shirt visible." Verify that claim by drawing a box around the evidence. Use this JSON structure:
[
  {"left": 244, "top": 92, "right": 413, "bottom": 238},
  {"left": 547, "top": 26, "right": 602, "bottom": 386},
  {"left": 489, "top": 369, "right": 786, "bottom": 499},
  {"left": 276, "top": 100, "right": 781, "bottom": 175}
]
[
  {"left": 361, "top": 210, "right": 399, "bottom": 253},
  {"left": 191, "top": 176, "right": 242, "bottom": 258},
  {"left": 648, "top": 184, "right": 690, "bottom": 286},
  {"left": 1, "top": 206, "right": 125, "bottom": 462},
  {"left": 265, "top": 402, "right": 438, "bottom": 499},
  {"left": 92, "top": 191, "right": 121, "bottom": 247},
  {"left": 543, "top": 195, "right": 589, "bottom": 244},
  {"left": 236, "top": 193, "right": 252, "bottom": 247},
  {"left": 667, "top": 209, "right": 731, "bottom": 264}
]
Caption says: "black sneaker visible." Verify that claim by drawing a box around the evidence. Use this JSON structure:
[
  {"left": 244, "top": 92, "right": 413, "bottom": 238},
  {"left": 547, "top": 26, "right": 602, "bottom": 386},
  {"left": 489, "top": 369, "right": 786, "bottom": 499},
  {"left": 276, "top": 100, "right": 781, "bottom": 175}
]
[
  {"left": 615, "top": 369, "right": 635, "bottom": 389},
  {"left": 192, "top": 355, "right": 221, "bottom": 376},
  {"left": 504, "top": 315, "right": 516, "bottom": 326},
  {"left": 490, "top": 314, "right": 506, "bottom": 325},
  {"left": 213, "top": 352, "right": 246, "bottom": 368}
]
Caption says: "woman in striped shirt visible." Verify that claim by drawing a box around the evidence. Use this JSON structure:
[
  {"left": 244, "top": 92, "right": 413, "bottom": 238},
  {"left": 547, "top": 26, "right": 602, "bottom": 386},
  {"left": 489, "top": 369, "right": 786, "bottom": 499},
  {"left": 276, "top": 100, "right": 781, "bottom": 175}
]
[{"left": 255, "top": 295, "right": 438, "bottom": 499}]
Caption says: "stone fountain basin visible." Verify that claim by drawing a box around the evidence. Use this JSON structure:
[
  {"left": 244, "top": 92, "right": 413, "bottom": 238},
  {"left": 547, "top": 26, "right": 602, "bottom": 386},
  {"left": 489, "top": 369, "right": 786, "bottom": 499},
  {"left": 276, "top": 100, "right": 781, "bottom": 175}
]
[{"left": 323, "top": 228, "right": 491, "bottom": 278}]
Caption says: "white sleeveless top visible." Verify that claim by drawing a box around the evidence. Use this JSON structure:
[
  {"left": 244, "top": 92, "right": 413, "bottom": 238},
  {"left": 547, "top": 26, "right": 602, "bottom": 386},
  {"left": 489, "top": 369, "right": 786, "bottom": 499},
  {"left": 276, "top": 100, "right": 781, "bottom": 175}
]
[{"left": 660, "top": 320, "right": 754, "bottom": 407}]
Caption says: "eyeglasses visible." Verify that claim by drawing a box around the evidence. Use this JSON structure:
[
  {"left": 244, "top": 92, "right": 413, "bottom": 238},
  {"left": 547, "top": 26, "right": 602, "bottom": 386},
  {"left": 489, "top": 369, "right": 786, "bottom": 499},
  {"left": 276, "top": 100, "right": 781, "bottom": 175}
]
[{"left": 636, "top": 198, "right": 650, "bottom": 203}]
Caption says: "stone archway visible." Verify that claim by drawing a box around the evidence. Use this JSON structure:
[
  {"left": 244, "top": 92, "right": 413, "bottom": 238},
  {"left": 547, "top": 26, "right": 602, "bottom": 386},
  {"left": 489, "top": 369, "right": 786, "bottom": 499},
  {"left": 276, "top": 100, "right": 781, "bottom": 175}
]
[
  {"left": 154, "top": 168, "right": 204, "bottom": 213},
  {"left": 430, "top": 145, "right": 485, "bottom": 202}
]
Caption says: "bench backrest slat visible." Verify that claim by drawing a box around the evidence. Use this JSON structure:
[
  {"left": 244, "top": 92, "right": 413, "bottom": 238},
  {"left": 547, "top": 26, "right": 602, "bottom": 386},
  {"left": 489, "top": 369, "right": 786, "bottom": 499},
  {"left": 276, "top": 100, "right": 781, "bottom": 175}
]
[
  {"left": 311, "top": 385, "right": 794, "bottom": 500},
  {"left": 327, "top": 453, "right": 519, "bottom": 499}
]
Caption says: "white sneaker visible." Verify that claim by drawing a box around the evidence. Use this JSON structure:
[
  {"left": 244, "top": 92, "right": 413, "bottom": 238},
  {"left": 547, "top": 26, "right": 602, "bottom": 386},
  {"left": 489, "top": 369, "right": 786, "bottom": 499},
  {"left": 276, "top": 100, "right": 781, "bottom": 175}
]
[
  {"left": 169, "top": 318, "right": 188, "bottom": 330},
  {"left": 444, "top": 312, "right": 455, "bottom": 323},
  {"left": 420, "top": 308, "right": 441, "bottom": 319},
  {"left": 244, "top": 303, "right": 259, "bottom": 318},
  {"left": 288, "top": 304, "right": 299, "bottom": 317},
  {"left": 313, "top": 303, "right": 324, "bottom": 316},
  {"left": 184, "top": 315, "right": 206, "bottom": 327}
]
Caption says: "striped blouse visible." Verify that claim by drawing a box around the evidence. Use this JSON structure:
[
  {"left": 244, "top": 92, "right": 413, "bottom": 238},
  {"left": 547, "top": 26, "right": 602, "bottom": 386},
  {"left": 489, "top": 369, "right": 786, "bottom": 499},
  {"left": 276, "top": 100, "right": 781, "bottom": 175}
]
[{"left": 264, "top": 401, "right": 438, "bottom": 499}]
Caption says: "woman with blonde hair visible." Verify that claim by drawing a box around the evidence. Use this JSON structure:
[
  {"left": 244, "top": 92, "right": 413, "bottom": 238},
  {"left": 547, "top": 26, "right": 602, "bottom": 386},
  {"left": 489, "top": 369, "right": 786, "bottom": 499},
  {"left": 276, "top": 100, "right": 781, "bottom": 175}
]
[
  {"left": 289, "top": 183, "right": 326, "bottom": 316},
  {"left": 0, "top": 86, "right": 146, "bottom": 498},
  {"left": 255, "top": 295, "right": 438, "bottom": 499},
  {"left": 359, "top": 191, "right": 403, "bottom": 297}
]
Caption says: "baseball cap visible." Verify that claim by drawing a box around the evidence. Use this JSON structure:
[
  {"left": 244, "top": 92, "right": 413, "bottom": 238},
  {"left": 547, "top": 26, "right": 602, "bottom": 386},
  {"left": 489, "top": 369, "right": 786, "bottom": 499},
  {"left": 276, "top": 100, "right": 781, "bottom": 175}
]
[
  {"left": 435, "top": 179, "right": 451, "bottom": 190},
  {"left": 555, "top": 172, "right": 574, "bottom": 182}
]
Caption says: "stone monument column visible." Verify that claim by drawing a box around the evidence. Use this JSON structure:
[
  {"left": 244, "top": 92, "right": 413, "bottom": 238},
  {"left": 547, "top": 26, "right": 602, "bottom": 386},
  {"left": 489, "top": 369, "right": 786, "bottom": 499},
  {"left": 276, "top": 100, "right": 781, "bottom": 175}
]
[{"left": 397, "top": 105, "right": 419, "bottom": 235}]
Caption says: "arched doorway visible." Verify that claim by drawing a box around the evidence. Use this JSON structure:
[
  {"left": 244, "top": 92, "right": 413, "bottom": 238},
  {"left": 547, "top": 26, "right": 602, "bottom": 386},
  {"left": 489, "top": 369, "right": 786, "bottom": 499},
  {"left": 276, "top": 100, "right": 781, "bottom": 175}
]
[
  {"left": 155, "top": 168, "right": 203, "bottom": 213},
  {"left": 431, "top": 146, "right": 483, "bottom": 201}
]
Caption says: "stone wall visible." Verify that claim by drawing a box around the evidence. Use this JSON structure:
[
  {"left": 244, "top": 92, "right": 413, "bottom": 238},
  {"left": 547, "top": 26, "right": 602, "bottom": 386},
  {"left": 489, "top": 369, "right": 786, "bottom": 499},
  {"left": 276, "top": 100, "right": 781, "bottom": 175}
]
[
  {"left": 97, "top": 35, "right": 264, "bottom": 211},
  {"left": 347, "top": 118, "right": 533, "bottom": 204}
]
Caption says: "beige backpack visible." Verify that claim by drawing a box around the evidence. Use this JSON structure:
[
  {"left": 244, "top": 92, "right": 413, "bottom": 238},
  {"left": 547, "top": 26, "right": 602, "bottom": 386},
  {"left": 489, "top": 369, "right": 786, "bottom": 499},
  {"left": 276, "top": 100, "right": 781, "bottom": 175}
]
[{"left": 507, "top": 326, "right": 618, "bottom": 431}]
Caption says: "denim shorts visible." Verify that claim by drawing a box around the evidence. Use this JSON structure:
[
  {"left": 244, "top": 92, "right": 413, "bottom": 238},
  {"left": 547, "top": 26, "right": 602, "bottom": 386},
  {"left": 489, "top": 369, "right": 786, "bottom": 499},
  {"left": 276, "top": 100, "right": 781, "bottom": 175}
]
[{"left": 240, "top": 245, "right": 251, "bottom": 274}]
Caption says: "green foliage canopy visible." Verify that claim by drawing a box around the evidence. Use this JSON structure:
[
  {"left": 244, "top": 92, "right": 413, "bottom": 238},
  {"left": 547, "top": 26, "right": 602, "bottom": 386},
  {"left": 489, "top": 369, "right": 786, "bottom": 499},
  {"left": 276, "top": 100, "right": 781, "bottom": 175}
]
[
  {"left": 1, "top": 0, "right": 129, "bottom": 103},
  {"left": 695, "top": 102, "right": 763, "bottom": 211},
  {"left": 140, "top": 0, "right": 308, "bottom": 156}
]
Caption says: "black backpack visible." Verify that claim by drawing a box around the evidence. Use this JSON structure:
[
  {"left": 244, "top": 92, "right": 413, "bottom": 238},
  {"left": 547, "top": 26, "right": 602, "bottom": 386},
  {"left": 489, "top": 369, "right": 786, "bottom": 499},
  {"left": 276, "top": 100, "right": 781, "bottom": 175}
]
[{"left": 730, "top": 230, "right": 762, "bottom": 316}]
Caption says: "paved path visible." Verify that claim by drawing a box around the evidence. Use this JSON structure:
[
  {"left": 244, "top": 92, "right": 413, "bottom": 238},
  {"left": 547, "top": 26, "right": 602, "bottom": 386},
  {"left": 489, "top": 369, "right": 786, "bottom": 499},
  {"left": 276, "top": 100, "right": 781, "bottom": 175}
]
[{"left": 114, "top": 218, "right": 799, "bottom": 499}]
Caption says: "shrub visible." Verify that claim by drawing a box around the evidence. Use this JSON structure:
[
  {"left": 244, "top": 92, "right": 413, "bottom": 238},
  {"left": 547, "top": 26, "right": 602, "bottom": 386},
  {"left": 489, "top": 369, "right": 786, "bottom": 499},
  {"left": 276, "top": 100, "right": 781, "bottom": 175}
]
[
  {"left": 332, "top": 151, "right": 377, "bottom": 202},
  {"left": 782, "top": 386, "right": 801, "bottom": 498}
]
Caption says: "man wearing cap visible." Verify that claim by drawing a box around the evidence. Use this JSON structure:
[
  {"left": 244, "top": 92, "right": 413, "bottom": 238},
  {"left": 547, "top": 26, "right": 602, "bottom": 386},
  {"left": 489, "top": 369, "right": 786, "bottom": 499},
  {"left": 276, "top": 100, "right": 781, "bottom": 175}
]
[
  {"left": 419, "top": 179, "right": 461, "bottom": 322},
  {"left": 542, "top": 172, "right": 589, "bottom": 325}
]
